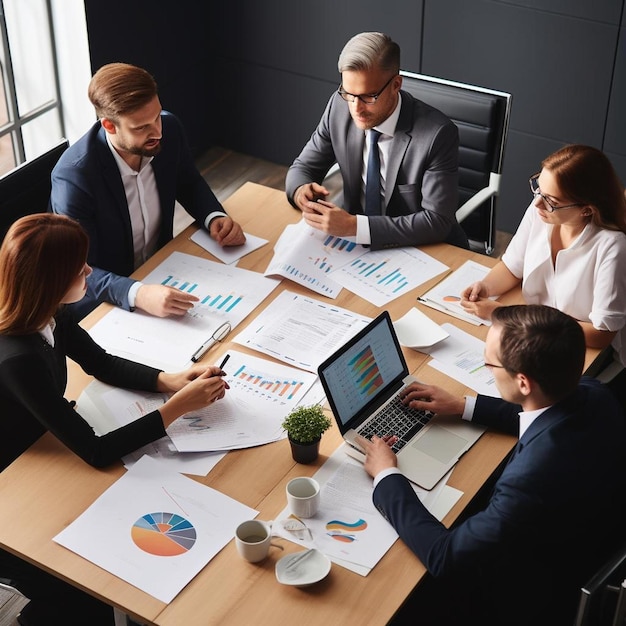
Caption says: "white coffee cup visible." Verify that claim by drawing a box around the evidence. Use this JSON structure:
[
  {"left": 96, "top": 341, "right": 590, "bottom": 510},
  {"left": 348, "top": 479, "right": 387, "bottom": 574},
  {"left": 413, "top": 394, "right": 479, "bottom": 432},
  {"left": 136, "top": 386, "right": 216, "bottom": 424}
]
[
  {"left": 286, "top": 477, "right": 320, "bottom": 519},
  {"left": 235, "top": 519, "right": 278, "bottom": 563}
]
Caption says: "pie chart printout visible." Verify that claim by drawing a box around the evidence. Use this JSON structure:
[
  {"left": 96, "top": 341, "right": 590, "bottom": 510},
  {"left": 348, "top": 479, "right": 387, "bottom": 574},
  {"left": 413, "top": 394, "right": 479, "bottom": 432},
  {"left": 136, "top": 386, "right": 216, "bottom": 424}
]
[{"left": 131, "top": 512, "right": 197, "bottom": 556}]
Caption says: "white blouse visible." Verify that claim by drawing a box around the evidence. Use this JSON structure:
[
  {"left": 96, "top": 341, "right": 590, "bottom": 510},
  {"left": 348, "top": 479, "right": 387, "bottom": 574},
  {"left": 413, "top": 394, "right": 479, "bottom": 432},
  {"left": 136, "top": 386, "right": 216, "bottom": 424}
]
[{"left": 502, "top": 203, "right": 626, "bottom": 366}]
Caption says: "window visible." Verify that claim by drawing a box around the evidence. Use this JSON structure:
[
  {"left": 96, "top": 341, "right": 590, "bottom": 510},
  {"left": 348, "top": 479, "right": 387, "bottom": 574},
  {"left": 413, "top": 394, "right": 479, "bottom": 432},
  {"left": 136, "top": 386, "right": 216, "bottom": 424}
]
[{"left": 0, "top": 0, "right": 65, "bottom": 175}]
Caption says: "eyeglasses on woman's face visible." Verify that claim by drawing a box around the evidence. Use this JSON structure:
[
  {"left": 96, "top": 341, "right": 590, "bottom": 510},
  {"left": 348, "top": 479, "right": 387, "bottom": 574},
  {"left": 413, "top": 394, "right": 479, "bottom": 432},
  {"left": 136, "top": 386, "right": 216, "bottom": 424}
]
[{"left": 528, "top": 174, "right": 583, "bottom": 213}]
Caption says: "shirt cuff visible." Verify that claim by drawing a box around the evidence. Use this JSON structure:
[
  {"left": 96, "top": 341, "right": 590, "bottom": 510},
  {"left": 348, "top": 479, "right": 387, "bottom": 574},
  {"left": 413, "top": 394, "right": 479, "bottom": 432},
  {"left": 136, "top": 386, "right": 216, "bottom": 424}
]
[
  {"left": 204, "top": 211, "right": 228, "bottom": 231},
  {"left": 373, "top": 466, "right": 402, "bottom": 489},
  {"left": 127, "top": 281, "right": 143, "bottom": 310},
  {"left": 355, "top": 214, "right": 372, "bottom": 245},
  {"left": 462, "top": 395, "right": 476, "bottom": 421}
]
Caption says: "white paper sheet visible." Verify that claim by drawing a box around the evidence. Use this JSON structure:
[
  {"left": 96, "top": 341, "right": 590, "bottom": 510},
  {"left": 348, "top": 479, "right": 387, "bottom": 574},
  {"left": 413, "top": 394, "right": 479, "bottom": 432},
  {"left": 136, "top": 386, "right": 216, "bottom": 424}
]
[
  {"left": 393, "top": 307, "right": 449, "bottom": 350},
  {"left": 54, "top": 455, "right": 257, "bottom": 603},
  {"left": 88, "top": 251, "right": 280, "bottom": 370},
  {"left": 190, "top": 229, "right": 268, "bottom": 264},
  {"left": 167, "top": 350, "right": 318, "bottom": 452},
  {"left": 272, "top": 445, "right": 462, "bottom": 576},
  {"left": 233, "top": 291, "right": 371, "bottom": 372},
  {"left": 331, "top": 247, "right": 449, "bottom": 307},
  {"left": 425, "top": 324, "right": 501, "bottom": 397},
  {"left": 418, "top": 259, "right": 495, "bottom": 326}
]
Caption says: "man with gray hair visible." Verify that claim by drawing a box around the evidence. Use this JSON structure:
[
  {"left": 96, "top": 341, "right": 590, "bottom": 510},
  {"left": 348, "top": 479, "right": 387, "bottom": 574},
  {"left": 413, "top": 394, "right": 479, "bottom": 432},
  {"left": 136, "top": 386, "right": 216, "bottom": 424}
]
[{"left": 286, "top": 32, "right": 467, "bottom": 250}]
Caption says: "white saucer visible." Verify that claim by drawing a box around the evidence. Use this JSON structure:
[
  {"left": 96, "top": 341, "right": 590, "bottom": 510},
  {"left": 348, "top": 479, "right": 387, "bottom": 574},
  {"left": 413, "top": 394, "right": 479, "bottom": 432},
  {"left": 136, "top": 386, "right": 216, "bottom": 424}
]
[{"left": 275, "top": 549, "right": 331, "bottom": 587}]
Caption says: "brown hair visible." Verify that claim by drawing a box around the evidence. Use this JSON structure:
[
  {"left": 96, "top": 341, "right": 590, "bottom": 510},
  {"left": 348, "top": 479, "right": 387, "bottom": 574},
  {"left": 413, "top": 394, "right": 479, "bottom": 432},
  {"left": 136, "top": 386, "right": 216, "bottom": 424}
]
[
  {"left": 337, "top": 32, "right": 400, "bottom": 75},
  {"left": 0, "top": 214, "right": 89, "bottom": 334},
  {"left": 88, "top": 62, "right": 158, "bottom": 122},
  {"left": 542, "top": 144, "right": 626, "bottom": 233},
  {"left": 492, "top": 305, "right": 584, "bottom": 402}
]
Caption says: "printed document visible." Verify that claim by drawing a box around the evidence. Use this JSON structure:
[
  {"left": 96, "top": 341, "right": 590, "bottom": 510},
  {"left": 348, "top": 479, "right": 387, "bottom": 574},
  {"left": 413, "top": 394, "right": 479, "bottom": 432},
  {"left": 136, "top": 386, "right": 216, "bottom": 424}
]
[
  {"left": 54, "top": 455, "right": 256, "bottom": 603},
  {"left": 233, "top": 291, "right": 371, "bottom": 373},
  {"left": 88, "top": 251, "right": 280, "bottom": 370},
  {"left": 418, "top": 259, "right": 495, "bottom": 326}
]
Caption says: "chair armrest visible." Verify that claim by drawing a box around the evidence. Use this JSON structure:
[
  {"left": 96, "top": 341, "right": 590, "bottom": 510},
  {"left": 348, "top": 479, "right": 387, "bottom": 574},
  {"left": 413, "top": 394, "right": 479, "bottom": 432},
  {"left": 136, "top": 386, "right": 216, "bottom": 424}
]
[{"left": 456, "top": 172, "right": 501, "bottom": 223}]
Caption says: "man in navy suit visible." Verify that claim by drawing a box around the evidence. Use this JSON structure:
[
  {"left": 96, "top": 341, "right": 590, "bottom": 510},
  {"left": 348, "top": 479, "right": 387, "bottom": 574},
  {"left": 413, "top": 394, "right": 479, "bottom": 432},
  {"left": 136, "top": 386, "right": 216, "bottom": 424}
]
[
  {"left": 358, "top": 305, "right": 626, "bottom": 625},
  {"left": 51, "top": 63, "right": 245, "bottom": 321},
  {"left": 286, "top": 32, "right": 467, "bottom": 250}
]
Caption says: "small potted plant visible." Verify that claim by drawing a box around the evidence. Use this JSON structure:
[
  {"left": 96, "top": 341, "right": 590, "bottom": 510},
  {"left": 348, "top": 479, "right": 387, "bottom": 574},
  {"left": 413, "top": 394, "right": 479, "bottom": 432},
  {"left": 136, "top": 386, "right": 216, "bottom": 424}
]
[{"left": 281, "top": 405, "right": 332, "bottom": 464}]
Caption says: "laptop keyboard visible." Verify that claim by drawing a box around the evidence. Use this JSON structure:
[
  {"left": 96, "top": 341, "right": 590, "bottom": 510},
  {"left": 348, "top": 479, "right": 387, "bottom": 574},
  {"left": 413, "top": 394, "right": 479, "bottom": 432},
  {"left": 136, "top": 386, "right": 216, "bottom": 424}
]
[{"left": 357, "top": 394, "right": 434, "bottom": 453}]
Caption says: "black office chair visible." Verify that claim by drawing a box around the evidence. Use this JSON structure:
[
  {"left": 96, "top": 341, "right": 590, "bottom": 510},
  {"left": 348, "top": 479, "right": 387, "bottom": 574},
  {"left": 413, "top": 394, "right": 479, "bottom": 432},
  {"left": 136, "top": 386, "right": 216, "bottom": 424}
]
[
  {"left": 399, "top": 71, "right": 512, "bottom": 255},
  {"left": 575, "top": 542, "right": 626, "bottom": 626},
  {"left": 0, "top": 139, "right": 69, "bottom": 243}
]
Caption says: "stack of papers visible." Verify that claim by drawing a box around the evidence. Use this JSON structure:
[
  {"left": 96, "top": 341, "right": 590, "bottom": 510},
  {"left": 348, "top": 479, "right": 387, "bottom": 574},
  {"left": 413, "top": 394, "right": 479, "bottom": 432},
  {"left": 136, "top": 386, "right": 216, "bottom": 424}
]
[
  {"left": 77, "top": 350, "right": 318, "bottom": 453},
  {"left": 265, "top": 220, "right": 449, "bottom": 306}
]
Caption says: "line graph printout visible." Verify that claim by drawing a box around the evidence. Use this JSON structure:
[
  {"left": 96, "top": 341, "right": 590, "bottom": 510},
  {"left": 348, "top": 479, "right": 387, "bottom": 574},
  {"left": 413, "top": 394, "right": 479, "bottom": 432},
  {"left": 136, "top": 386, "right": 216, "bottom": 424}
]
[
  {"left": 233, "top": 291, "right": 371, "bottom": 373},
  {"left": 167, "top": 350, "right": 318, "bottom": 452},
  {"left": 88, "top": 251, "right": 280, "bottom": 370},
  {"left": 264, "top": 220, "right": 366, "bottom": 298},
  {"left": 331, "top": 247, "right": 448, "bottom": 307}
]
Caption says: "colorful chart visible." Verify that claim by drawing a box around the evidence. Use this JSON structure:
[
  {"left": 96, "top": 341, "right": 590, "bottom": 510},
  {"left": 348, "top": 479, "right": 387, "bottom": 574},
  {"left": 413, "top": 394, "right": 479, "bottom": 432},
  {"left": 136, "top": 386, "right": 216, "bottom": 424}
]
[
  {"left": 131, "top": 512, "right": 197, "bottom": 557},
  {"left": 322, "top": 235, "right": 357, "bottom": 253},
  {"left": 326, "top": 518, "right": 368, "bottom": 542},
  {"left": 349, "top": 345, "right": 383, "bottom": 397},
  {"left": 348, "top": 258, "right": 409, "bottom": 293},
  {"left": 161, "top": 275, "right": 243, "bottom": 313},
  {"left": 232, "top": 364, "right": 305, "bottom": 400}
]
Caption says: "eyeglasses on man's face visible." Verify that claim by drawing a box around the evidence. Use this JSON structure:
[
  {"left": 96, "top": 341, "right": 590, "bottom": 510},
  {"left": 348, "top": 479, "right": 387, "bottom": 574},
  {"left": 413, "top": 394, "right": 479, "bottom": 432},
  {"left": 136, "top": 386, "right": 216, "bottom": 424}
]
[
  {"left": 483, "top": 361, "right": 505, "bottom": 370},
  {"left": 528, "top": 174, "right": 583, "bottom": 213},
  {"left": 338, "top": 74, "right": 395, "bottom": 105}
]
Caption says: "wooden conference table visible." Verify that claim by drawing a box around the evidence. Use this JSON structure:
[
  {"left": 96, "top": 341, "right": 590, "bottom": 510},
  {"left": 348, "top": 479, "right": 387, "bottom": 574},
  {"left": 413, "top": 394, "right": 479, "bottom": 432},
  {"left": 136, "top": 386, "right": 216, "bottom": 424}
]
[{"left": 0, "top": 183, "right": 599, "bottom": 625}]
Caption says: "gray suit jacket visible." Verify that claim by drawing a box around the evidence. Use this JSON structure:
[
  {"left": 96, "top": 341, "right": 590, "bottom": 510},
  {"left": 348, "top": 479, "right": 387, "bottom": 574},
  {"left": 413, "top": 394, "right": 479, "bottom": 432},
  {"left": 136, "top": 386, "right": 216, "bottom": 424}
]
[{"left": 285, "top": 90, "right": 467, "bottom": 250}]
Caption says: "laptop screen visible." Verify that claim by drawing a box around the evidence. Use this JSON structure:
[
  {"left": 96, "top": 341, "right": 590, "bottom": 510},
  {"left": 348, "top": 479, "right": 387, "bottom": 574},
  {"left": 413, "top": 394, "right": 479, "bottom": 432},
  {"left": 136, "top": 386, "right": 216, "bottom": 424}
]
[{"left": 318, "top": 311, "right": 408, "bottom": 430}]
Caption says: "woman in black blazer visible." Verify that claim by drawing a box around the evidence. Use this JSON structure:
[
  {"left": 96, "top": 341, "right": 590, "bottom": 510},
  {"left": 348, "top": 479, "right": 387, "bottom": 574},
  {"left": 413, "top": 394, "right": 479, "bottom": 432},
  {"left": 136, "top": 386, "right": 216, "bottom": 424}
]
[{"left": 0, "top": 213, "right": 229, "bottom": 625}]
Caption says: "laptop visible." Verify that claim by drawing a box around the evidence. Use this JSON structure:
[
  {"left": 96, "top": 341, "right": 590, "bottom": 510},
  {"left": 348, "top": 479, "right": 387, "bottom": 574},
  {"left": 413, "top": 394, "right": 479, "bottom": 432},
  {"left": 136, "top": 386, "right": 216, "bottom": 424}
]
[{"left": 318, "top": 311, "right": 485, "bottom": 490}]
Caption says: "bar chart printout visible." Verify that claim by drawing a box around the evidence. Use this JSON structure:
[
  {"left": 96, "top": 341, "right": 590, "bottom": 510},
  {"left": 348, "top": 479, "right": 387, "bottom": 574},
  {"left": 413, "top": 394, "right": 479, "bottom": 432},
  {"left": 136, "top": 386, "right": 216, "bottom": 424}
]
[
  {"left": 265, "top": 220, "right": 365, "bottom": 298},
  {"left": 332, "top": 247, "right": 448, "bottom": 307},
  {"left": 167, "top": 350, "right": 318, "bottom": 452},
  {"left": 88, "top": 251, "right": 280, "bottom": 370},
  {"left": 232, "top": 363, "right": 305, "bottom": 401},
  {"left": 161, "top": 274, "right": 243, "bottom": 314}
]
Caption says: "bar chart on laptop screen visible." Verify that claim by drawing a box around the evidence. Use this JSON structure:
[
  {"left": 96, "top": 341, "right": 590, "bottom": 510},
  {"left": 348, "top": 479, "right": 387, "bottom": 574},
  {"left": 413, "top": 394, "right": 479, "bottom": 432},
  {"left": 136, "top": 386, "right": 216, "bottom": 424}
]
[{"left": 350, "top": 345, "right": 383, "bottom": 398}]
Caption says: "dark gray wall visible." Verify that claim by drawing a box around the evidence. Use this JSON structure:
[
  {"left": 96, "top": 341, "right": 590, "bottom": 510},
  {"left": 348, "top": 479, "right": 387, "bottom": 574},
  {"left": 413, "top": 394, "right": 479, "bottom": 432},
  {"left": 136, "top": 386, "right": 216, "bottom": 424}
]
[{"left": 84, "top": 0, "right": 626, "bottom": 234}]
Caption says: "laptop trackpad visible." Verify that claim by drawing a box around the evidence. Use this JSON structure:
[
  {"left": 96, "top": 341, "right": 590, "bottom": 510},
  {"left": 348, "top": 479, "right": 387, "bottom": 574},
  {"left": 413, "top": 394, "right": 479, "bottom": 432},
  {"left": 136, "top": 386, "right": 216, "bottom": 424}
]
[{"left": 411, "top": 426, "right": 468, "bottom": 464}]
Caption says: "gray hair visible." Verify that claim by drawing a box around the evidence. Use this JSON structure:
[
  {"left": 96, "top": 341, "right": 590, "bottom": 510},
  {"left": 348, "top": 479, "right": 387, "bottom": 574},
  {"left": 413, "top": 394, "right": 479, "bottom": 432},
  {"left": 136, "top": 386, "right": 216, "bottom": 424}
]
[{"left": 337, "top": 32, "right": 400, "bottom": 74}]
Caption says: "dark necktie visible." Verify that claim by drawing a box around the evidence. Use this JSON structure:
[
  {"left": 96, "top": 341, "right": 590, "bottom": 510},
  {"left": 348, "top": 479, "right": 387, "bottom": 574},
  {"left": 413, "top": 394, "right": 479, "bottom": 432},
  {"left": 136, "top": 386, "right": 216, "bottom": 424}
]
[{"left": 364, "top": 129, "right": 382, "bottom": 216}]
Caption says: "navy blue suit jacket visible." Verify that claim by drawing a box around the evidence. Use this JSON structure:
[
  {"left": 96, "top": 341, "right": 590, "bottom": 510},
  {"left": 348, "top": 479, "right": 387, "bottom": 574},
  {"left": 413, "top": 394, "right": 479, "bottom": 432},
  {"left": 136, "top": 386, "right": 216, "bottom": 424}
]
[
  {"left": 50, "top": 112, "right": 224, "bottom": 319},
  {"left": 373, "top": 378, "right": 626, "bottom": 624}
]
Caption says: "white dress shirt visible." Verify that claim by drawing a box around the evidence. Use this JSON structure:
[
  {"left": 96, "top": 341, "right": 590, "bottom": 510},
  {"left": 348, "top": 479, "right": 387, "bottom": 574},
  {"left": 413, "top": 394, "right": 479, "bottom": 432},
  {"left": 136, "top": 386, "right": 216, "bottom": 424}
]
[{"left": 502, "top": 203, "right": 626, "bottom": 366}]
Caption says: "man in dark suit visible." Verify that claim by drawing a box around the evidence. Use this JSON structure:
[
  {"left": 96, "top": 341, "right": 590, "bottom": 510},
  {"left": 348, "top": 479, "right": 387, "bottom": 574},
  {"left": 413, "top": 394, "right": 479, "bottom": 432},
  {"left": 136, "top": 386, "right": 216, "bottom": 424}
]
[
  {"left": 358, "top": 304, "right": 626, "bottom": 625},
  {"left": 50, "top": 63, "right": 245, "bottom": 321},
  {"left": 285, "top": 31, "right": 467, "bottom": 250}
]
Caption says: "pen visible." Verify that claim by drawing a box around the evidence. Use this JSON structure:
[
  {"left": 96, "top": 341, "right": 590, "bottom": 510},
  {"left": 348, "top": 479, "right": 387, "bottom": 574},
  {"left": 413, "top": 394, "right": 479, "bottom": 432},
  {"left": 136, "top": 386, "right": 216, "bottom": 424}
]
[
  {"left": 191, "top": 337, "right": 217, "bottom": 363},
  {"left": 191, "top": 321, "right": 232, "bottom": 363},
  {"left": 219, "top": 354, "right": 230, "bottom": 372}
]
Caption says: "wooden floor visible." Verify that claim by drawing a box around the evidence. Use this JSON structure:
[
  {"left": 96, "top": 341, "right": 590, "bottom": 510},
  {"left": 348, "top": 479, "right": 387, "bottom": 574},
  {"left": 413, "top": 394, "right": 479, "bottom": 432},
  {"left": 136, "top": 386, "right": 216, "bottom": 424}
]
[{"left": 0, "top": 146, "right": 512, "bottom": 626}]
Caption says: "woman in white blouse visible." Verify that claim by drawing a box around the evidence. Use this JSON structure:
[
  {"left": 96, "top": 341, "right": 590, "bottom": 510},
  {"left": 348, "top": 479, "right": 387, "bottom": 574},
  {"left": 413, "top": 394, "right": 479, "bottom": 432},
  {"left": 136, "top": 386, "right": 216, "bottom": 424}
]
[{"left": 461, "top": 144, "right": 626, "bottom": 366}]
